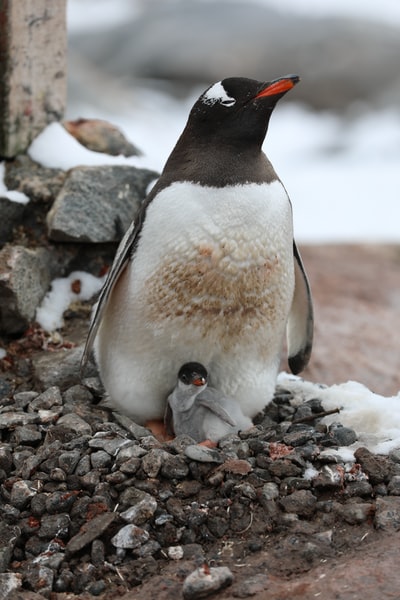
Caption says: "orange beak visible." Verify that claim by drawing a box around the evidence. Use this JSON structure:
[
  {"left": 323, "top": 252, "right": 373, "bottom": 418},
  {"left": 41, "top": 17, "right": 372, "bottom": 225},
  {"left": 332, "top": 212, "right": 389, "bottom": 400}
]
[
  {"left": 255, "top": 75, "right": 300, "bottom": 99},
  {"left": 193, "top": 376, "right": 206, "bottom": 387}
]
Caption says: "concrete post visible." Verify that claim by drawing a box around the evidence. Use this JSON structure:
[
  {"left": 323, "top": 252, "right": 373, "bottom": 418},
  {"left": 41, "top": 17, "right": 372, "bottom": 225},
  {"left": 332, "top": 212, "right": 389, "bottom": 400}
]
[{"left": 0, "top": 0, "right": 67, "bottom": 158}]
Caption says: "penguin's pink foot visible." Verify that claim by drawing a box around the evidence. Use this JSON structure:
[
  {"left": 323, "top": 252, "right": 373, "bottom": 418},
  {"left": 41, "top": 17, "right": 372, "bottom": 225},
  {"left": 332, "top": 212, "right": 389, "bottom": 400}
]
[
  {"left": 145, "top": 419, "right": 174, "bottom": 442},
  {"left": 199, "top": 439, "right": 218, "bottom": 448}
]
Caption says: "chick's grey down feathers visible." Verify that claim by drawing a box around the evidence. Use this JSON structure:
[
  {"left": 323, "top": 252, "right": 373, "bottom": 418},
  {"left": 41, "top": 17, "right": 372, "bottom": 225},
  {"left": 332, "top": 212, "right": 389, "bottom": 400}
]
[{"left": 167, "top": 362, "right": 253, "bottom": 442}]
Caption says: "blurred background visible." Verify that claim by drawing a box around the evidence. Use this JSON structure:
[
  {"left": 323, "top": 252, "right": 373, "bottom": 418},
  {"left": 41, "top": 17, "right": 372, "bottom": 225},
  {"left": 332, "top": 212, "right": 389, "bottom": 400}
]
[{"left": 66, "top": 0, "right": 400, "bottom": 243}]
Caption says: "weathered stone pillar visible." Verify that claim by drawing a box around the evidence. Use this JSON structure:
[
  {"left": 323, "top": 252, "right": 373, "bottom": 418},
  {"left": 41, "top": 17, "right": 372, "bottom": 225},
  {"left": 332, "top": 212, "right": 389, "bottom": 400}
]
[{"left": 0, "top": 0, "right": 67, "bottom": 158}]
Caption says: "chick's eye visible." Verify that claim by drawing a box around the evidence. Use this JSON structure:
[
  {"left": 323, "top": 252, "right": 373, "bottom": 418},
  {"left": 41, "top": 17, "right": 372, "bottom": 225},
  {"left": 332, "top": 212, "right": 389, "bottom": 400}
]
[{"left": 181, "top": 374, "right": 189, "bottom": 384}]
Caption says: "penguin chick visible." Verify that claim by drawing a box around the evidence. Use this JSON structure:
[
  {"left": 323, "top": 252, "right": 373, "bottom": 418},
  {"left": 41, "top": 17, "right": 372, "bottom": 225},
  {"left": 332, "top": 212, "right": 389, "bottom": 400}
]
[{"left": 167, "top": 362, "right": 253, "bottom": 442}]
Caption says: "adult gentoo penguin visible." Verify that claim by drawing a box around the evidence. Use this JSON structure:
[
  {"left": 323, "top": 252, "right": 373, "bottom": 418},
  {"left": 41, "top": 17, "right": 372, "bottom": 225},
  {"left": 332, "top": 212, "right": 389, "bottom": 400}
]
[
  {"left": 81, "top": 75, "right": 313, "bottom": 424},
  {"left": 167, "top": 362, "right": 253, "bottom": 443}
]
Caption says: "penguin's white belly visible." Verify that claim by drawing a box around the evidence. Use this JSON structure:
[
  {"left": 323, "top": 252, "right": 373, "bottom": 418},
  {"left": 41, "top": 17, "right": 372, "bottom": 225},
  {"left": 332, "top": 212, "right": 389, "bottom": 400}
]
[{"left": 96, "top": 181, "right": 295, "bottom": 422}]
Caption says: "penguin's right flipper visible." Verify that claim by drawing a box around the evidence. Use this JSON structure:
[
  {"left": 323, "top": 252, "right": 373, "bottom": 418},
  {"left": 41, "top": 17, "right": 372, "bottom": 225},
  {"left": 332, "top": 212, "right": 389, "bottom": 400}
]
[
  {"left": 80, "top": 219, "right": 137, "bottom": 374},
  {"left": 197, "top": 398, "right": 237, "bottom": 427},
  {"left": 286, "top": 241, "right": 313, "bottom": 374}
]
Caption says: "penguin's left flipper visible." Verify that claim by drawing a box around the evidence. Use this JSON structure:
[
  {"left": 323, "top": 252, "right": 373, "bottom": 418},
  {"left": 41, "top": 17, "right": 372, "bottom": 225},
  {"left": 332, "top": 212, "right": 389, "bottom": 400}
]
[
  {"left": 197, "top": 398, "right": 237, "bottom": 427},
  {"left": 286, "top": 242, "right": 314, "bottom": 375},
  {"left": 163, "top": 401, "right": 175, "bottom": 437},
  {"left": 80, "top": 219, "right": 137, "bottom": 374}
]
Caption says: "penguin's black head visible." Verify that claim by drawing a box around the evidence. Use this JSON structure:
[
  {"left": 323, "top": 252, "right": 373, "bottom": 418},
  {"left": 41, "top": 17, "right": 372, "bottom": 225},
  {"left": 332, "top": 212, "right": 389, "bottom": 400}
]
[
  {"left": 187, "top": 74, "right": 300, "bottom": 146},
  {"left": 178, "top": 362, "right": 208, "bottom": 387}
]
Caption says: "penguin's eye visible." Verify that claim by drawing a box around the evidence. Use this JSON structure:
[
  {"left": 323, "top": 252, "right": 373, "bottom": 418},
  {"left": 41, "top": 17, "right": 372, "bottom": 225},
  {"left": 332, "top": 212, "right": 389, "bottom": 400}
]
[
  {"left": 181, "top": 374, "right": 189, "bottom": 384},
  {"left": 220, "top": 98, "right": 236, "bottom": 107}
]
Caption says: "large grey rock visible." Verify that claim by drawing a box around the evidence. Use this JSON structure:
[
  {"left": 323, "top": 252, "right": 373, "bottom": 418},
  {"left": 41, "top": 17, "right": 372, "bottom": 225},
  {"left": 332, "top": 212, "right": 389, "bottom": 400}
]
[
  {"left": 47, "top": 165, "right": 158, "bottom": 243},
  {"left": 0, "top": 197, "right": 26, "bottom": 244},
  {"left": 0, "top": 245, "right": 59, "bottom": 335},
  {"left": 4, "top": 155, "right": 66, "bottom": 203},
  {"left": 32, "top": 344, "right": 98, "bottom": 390},
  {"left": 69, "top": 1, "right": 400, "bottom": 111}
]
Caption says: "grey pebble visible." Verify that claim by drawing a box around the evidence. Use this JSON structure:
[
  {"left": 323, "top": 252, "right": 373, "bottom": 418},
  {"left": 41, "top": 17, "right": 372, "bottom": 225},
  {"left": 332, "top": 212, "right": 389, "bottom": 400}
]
[
  {"left": 182, "top": 565, "right": 233, "bottom": 599},
  {"left": 119, "top": 457, "right": 141, "bottom": 475},
  {"left": 13, "top": 391, "right": 38, "bottom": 408},
  {"left": 161, "top": 454, "right": 190, "bottom": 479},
  {"left": 283, "top": 427, "right": 315, "bottom": 447},
  {"left": 50, "top": 467, "right": 67, "bottom": 481},
  {"left": 0, "top": 412, "right": 38, "bottom": 428},
  {"left": 387, "top": 475, "right": 400, "bottom": 495},
  {"left": 38, "top": 513, "right": 70, "bottom": 540},
  {"left": 134, "top": 539, "right": 161, "bottom": 557},
  {"left": 10, "top": 479, "right": 40, "bottom": 509},
  {"left": 57, "top": 413, "right": 92, "bottom": 436},
  {"left": 88, "top": 432, "right": 131, "bottom": 455},
  {"left": 141, "top": 448, "right": 171, "bottom": 477},
  {"left": 88, "top": 580, "right": 107, "bottom": 596},
  {"left": 91, "top": 539, "right": 105, "bottom": 566},
  {"left": 327, "top": 423, "right": 358, "bottom": 446},
  {"left": 312, "top": 465, "right": 344, "bottom": 489},
  {"left": 112, "top": 411, "right": 152, "bottom": 439},
  {"left": 120, "top": 489, "right": 158, "bottom": 524},
  {"left": 0, "top": 523, "right": 20, "bottom": 572},
  {"left": 374, "top": 496, "right": 400, "bottom": 531},
  {"left": 58, "top": 450, "right": 81, "bottom": 473},
  {"left": 28, "top": 386, "right": 63, "bottom": 411},
  {"left": 75, "top": 454, "right": 91, "bottom": 476},
  {"left": 0, "top": 572, "right": 22, "bottom": 596},
  {"left": 23, "top": 563, "right": 54, "bottom": 595},
  {"left": 185, "top": 444, "right": 224, "bottom": 463},
  {"left": 66, "top": 512, "right": 117, "bottom": 555},
  {"left": 343, "top": 480, "right": 373, "bottom": 497},
  {"left": 0, "top": 445, "right": 13, "bottom": 474},
  {"left": 90, "top": 449, "right": 112, "bottom": 469},
  {"left": 279, "top": 490, "right": 317, "bottom": 518},
  {"left": 12, "top": 425, "right": 42, "bottom": 445},
  {"left": 115, "top": 442, "right": 147, "bottom": 463},
  {"left": 388, "top": 448, "right": 400, "bottom": 464},
  {"left": 34, "top": 550, "right": 65, "bottom": 570},
  {"left": 45, "top": 491, "right": 77, "bottom": 514},
  {"left": 111, "top": 523, "right": 150, "bottom": 549}
]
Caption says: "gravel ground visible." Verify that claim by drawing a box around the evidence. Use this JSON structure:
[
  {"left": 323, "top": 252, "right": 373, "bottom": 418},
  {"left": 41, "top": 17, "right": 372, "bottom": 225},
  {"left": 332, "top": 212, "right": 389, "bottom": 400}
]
[{"left": 1, "top": 316, "right": 400, "bottom": 600}]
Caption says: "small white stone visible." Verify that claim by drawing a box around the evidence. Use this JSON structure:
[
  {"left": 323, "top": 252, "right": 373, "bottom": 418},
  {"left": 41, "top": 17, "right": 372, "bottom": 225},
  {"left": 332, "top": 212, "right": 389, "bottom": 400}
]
[{"left": 167, "top": 545, "right": 184, "bottom": 560}]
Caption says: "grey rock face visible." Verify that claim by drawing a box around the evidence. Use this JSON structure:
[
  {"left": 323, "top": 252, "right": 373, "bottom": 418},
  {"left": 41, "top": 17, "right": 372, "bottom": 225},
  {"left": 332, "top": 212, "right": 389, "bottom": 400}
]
[
  {"left": 0, "top": 245, "right": 58, "bottom": 335},
  {"left": 46, "top": 165, "right": 157, "bottom": 242},
  {"left": 0, "top": 198, "right": 26, "bottom": 244}
]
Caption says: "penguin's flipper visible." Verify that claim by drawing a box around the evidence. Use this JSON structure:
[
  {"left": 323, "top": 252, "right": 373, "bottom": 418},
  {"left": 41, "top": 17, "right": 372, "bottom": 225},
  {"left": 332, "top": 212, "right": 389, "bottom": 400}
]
[
  {"left": 164, "top": 400, "right": 175, "bottom": 437},
  {"left": 197, "top": 397, "right": 237, "bottom": 427},
  {"left": 80, "top": 219, "right": 136, "bottom": 373},
  {"left": 287, "top": 241, "right": 313, "bottom": 374}
]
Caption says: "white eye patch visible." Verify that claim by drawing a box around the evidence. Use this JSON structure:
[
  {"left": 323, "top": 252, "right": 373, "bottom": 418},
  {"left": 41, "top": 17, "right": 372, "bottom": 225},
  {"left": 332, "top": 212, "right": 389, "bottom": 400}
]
[{"left": 201, "top": 81, "right": 236, "bottom": 107}]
